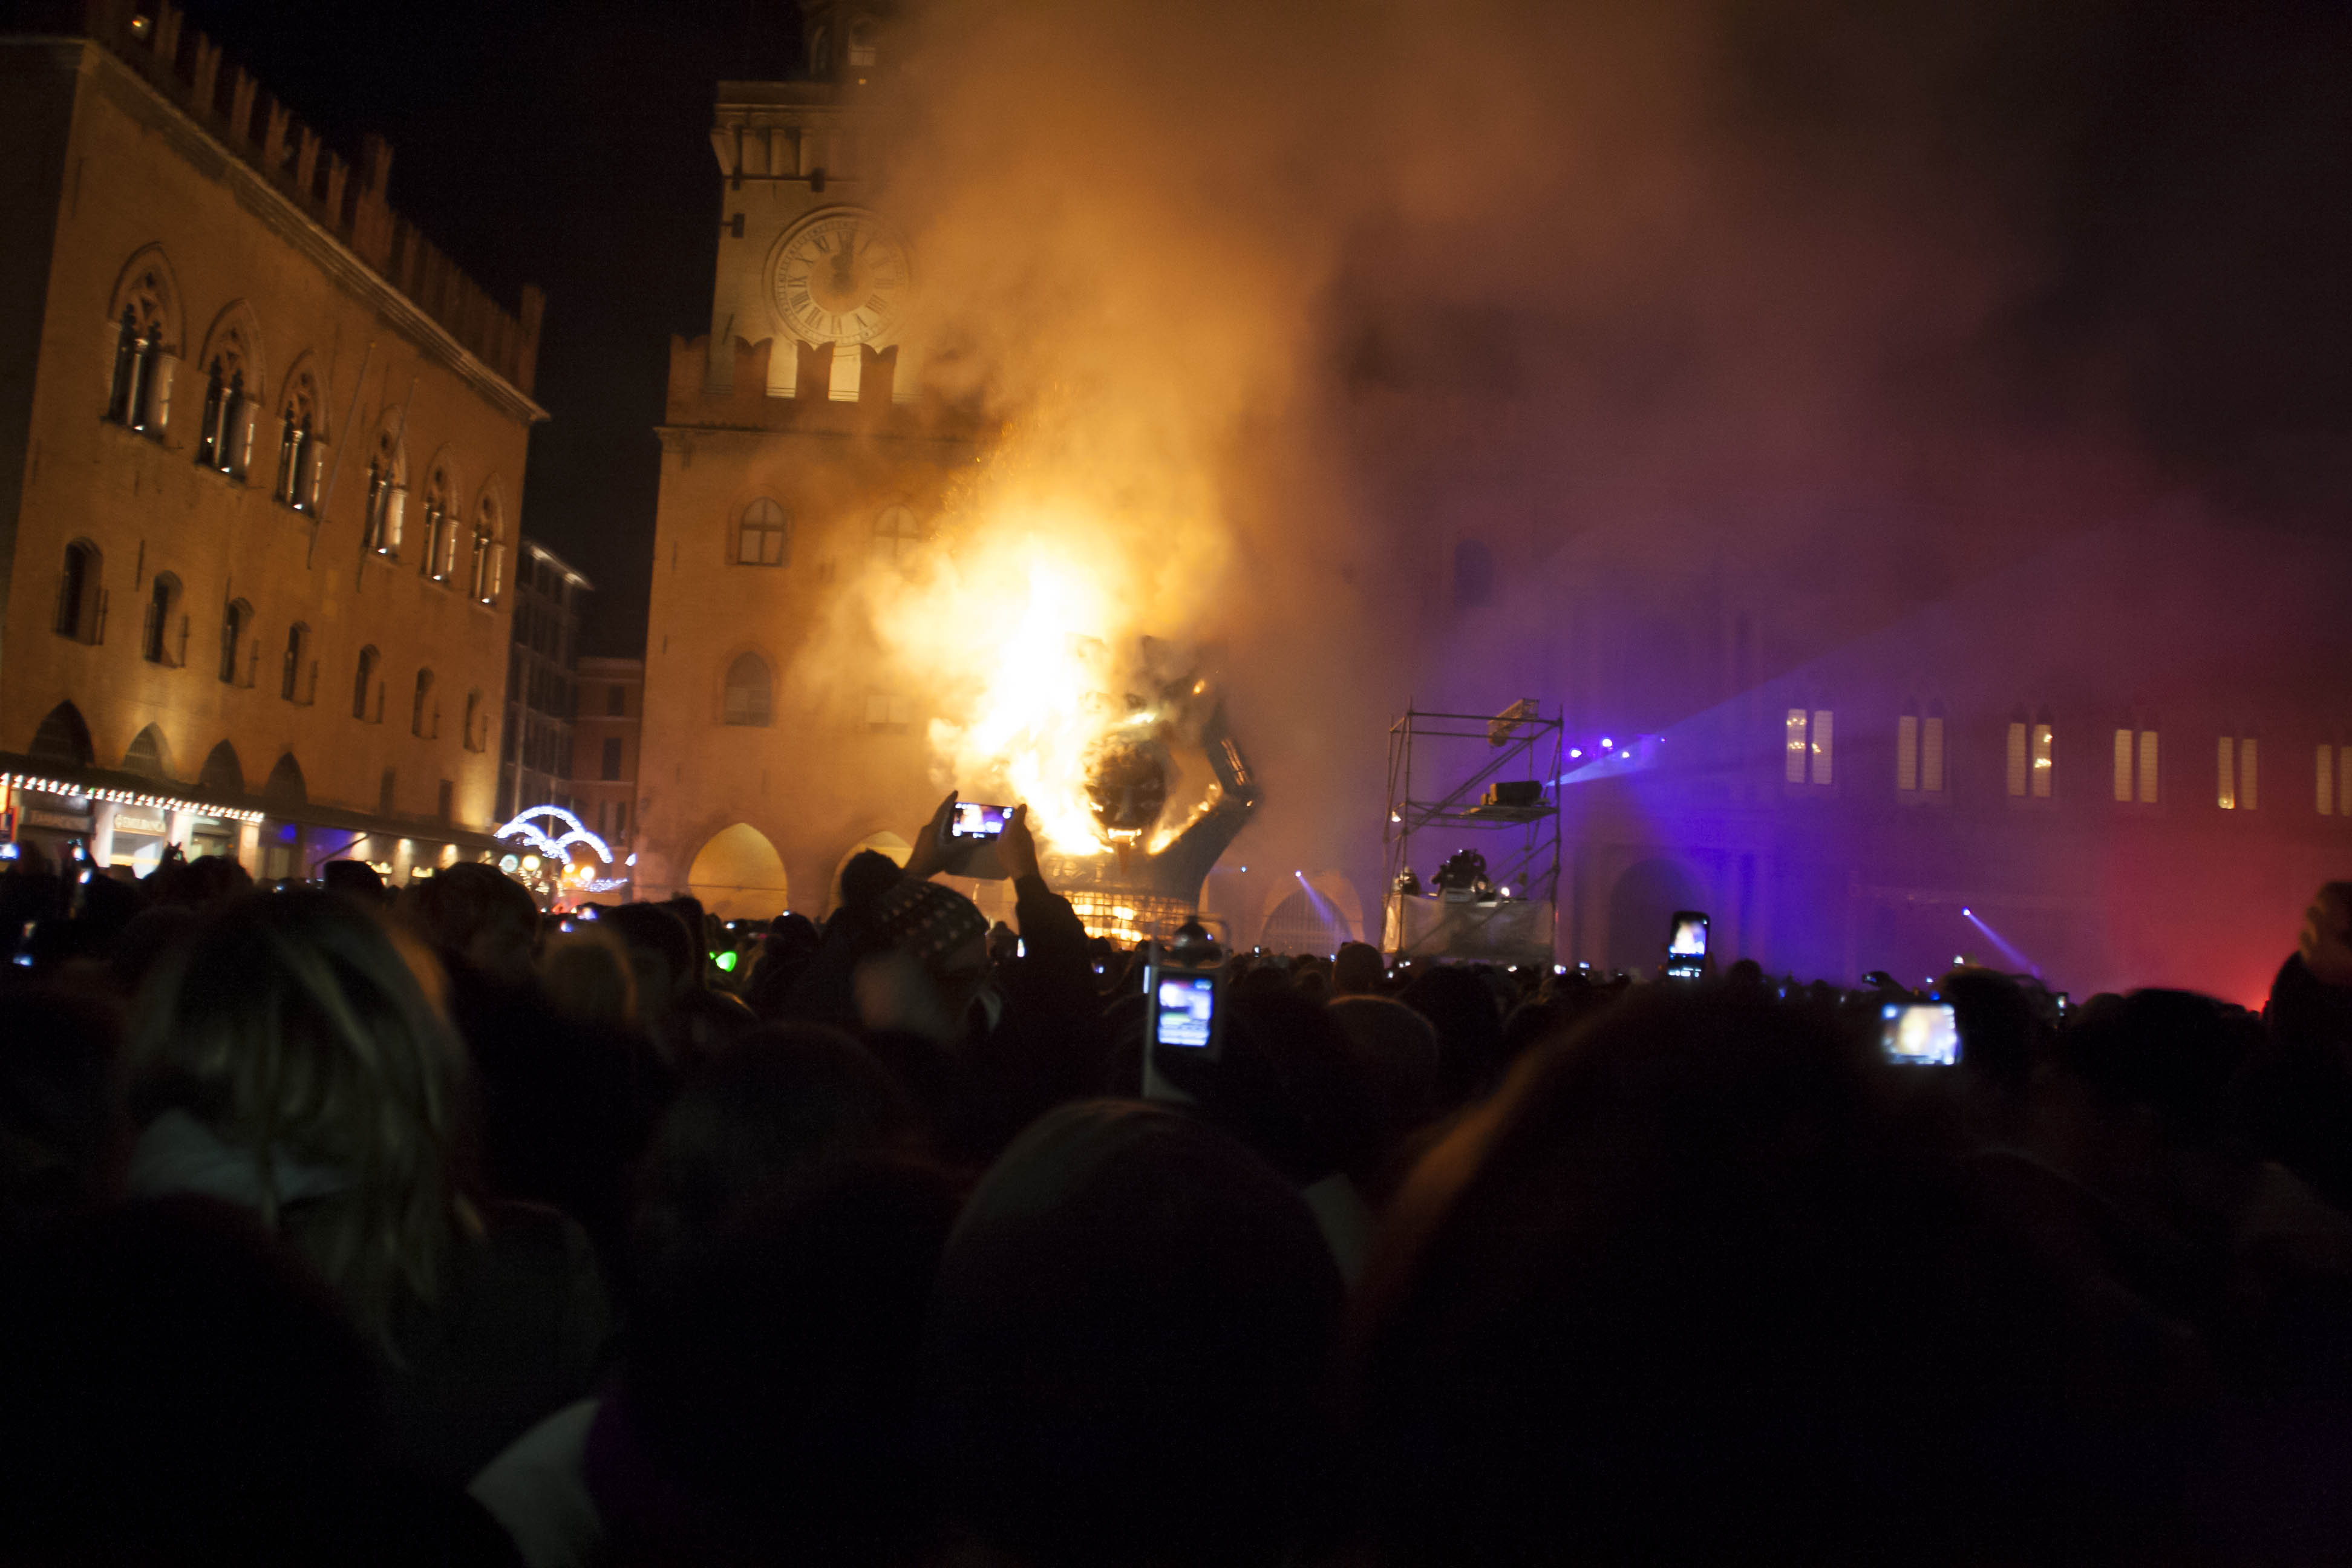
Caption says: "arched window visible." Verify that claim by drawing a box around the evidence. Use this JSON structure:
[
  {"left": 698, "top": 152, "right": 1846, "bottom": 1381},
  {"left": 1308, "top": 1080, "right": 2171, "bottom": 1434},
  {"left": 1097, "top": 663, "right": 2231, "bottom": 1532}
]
[
  {"left": 192, "top": 309, "right": 258, "bottom": 480},
  {"left": 469, "top": 495, "right": 503, "bottom": 603},
  {"left": 463, "top": 688, "right": 485, "bottom": 752},
  {"left": 722, "top": 653, "right": 773, "bottom": 727},
  {"left": 275, "top": 361, "right": 322, "bottom": 511},
  {"left": 419, "top": 463, "right": 454, "bottom": 582},
  {"left": 353, "top": 645, "right": 379, "bottom": 720},
  {"left": 412, "top": 668, "right": 436, "bottom": 737},
  {"left": 53, "top": 540, "right": 102, "bottom": 643},
  {"left": 870, "top": 504, "right": 920, "bottom": 566},
  {"left": 142, "top": 572, "right": 182, "bottom": 665},
  {"left": 739, "top": 497, "right": 791, "bottom": 566},
  {"left": 364, "top": 425, "right": 406, "bottom": 557},
  {"left": 218, "top": 598, "right": 252, "bottom": 685},
  {"left": 105, "top": 250, "right": 176, "bottom": 437},
  {"left": 281, "top": 622, "right": 312, "bottom": 704}
]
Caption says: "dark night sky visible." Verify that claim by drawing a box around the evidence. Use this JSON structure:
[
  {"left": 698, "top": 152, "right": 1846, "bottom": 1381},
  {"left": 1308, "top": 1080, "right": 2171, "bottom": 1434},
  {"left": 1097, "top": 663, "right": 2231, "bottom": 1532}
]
[{"left": 171, "top": 0, "right": 2350, "bottom": 659}]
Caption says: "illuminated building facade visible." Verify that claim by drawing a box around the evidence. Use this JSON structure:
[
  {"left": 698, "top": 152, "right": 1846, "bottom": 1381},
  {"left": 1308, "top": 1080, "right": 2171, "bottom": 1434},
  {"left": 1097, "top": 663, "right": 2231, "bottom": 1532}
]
[
  {"left": 569, "top": 654, "right": 642, "bottom": 857},
  {"left": 1409, "top": 520, "right": 2352, "bottom": 1002},
  {"left": 635, "top": 0, "right": 986, "bottom": 918},
  {"left": 0, "top": 2, "right": 540, "bottom": 881},
  {"left": 496, "top": 540, "right": 589, "bottom": 822}
]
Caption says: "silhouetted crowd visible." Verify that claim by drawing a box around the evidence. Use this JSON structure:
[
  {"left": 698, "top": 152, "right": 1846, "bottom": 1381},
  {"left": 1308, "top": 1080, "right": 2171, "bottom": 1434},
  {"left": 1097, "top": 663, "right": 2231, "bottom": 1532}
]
[{"left": 7, "top": 814, "right": 2352, "bottom": 1566}]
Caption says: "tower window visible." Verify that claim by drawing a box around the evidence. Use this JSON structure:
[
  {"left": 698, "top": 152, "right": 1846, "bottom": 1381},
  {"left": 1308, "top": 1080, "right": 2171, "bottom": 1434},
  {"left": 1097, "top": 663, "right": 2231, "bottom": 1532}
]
[
  {"left": 871, "top": 505, "right": 920, "bottom": 567},
  {"left": 723, "top": 653, "right": 773, "bottom": 727},
  {"left": 738, "top": 498, "right": 790, "bottom": 566}
]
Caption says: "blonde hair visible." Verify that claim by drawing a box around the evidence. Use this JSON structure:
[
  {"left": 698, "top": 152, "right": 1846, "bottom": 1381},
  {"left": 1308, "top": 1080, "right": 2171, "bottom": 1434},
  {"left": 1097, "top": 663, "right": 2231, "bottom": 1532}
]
[{"left": 130, "top": 888, "right": 471, "bottom": 1345}]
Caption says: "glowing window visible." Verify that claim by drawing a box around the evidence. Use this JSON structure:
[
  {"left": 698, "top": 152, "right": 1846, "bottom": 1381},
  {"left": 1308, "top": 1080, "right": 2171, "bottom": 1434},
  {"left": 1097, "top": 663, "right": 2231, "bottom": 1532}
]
[
  {"left": 1896, "top": 710, "right": 1919, "bottom": 792},
  {"left": 1922, "top": 711, "right": 1945, "bottom": 793},
  {"left": 1785, "top": 708, "right": 1808, "bottom": 785}
]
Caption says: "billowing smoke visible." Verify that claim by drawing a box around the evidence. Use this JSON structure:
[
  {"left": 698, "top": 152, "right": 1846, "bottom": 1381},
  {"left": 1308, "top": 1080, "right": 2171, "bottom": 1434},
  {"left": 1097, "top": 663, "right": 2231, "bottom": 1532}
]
[{"left": 802, "top": 0, "right": 2347, "bottom": 881}]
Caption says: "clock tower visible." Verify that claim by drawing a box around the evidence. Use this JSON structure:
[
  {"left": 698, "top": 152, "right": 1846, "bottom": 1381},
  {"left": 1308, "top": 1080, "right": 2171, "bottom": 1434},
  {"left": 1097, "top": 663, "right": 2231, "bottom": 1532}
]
[{"left": 633, "top": 0, "right": 985, "bottom": 918}]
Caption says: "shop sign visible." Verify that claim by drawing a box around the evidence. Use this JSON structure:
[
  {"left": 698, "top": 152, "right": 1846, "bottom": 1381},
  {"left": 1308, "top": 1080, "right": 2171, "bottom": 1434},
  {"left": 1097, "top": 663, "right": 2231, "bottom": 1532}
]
[
  {"left": 114, "top": 814, "right": 168, "bottom": 837},
  {"left": 23, "top": 808, "right": 93, "bottom": 832}
]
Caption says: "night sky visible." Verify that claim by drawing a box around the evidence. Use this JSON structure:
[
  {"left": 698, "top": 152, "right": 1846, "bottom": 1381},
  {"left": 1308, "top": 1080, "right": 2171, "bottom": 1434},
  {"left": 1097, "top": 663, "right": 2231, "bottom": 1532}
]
[{"left": 171, "top": 0, "right": 2351, "bottom": 659}]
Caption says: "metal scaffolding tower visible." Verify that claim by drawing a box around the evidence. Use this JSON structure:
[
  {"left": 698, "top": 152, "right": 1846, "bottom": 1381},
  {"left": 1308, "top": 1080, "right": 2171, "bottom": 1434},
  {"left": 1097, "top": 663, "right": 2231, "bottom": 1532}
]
[{"left": 1380, "top": 701, "right": 1564, "bottom": 962}]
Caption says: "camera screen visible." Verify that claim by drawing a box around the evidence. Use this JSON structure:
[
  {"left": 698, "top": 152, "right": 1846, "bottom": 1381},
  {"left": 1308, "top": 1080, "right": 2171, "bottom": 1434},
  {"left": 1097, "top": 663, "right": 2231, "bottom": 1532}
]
[
  {"left": 1154, "top": 974, "right": 1217, "bottom": 1048},
  {"left": 950, "top": 803, "right": 1010, "bottom": 840},
  {"left": 1881, "top": 1002, "right": 1961, "bottom": 1066},
  {"left": 1668, "top": 916, "right": 1708, "bottom": 958}
]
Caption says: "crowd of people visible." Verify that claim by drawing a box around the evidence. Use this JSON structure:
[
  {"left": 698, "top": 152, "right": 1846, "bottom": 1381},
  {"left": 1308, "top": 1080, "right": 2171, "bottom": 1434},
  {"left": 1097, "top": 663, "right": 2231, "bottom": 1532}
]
[{"left": 5, "top": 800, "right": 2352, "bottom": 1566}]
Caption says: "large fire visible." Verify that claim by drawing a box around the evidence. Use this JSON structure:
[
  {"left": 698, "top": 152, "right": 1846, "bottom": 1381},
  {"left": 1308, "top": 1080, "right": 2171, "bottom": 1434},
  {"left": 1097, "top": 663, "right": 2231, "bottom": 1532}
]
[{"left": 852, "top": 416, "right": 1233, "bottom": 861}]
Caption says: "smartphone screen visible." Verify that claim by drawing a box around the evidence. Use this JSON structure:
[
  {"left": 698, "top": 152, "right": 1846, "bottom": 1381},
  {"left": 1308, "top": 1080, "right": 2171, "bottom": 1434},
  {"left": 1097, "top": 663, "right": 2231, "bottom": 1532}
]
[
  {"left": 950, "top": 803, "right": 1010, "bottom": 840},
  {"left": 1668, "top": 915, "right": 1708, "bottom": 958},
  {"left": 1881, "top": 1002, "right": 1961, "bottom": 1066},
  {"left": 1151, "top": 972, "right": 1218, "bottom": 1048},
  {"left": 1664, "top": 910, "right": 1708, "bottom": 979}
]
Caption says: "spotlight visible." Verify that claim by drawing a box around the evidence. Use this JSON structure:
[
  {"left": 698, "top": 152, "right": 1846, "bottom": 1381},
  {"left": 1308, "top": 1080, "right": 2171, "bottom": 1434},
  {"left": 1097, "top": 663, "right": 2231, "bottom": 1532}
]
[
  {"left": 1601, "top": 737, "right": 1613, "bottom": 749},
  {"left": 1569, "top": 748, "right": 1583, "bottom": 759},
  {"left": 1961, "top": 906, "right": 1971, "bottom": 917}
]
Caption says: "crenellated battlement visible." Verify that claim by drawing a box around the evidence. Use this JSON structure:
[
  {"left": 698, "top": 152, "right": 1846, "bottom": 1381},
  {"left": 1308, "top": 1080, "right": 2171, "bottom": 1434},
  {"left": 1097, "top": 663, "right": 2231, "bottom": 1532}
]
[{"left": 11, "top": 0, "right": 543, "bottom": 396}]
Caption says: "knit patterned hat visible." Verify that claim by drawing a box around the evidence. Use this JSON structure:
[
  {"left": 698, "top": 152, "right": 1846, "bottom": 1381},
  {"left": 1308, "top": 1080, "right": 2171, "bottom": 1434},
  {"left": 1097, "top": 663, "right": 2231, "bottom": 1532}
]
[{"left": 863, "top": 877, "right": 990, "bottom": 966}]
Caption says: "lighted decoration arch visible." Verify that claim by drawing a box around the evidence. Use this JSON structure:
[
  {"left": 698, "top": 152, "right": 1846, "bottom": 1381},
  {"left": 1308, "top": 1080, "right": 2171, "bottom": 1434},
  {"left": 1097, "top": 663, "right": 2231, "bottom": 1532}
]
[{"left": 495, "top": 804, "right": 613, "bottom": 864}]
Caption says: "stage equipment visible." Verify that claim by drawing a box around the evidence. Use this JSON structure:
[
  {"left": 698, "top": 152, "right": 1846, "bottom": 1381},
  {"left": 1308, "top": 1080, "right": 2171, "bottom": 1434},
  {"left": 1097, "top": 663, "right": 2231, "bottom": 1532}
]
[{"left": 1382, "top": 702, "right": 1563, "bottom": 965}]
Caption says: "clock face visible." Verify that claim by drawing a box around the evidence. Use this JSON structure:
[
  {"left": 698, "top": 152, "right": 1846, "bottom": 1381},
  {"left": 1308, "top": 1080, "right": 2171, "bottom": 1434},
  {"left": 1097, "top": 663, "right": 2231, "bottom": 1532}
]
[{"left": 768, "top": 210, "right": 912, "bottom": 346}]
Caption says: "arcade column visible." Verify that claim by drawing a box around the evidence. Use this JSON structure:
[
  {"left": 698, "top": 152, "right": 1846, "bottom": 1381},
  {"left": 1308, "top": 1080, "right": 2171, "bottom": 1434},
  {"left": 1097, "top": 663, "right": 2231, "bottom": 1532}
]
[{"left": 88, "top": 800, "right": 117, "bottom": 869}]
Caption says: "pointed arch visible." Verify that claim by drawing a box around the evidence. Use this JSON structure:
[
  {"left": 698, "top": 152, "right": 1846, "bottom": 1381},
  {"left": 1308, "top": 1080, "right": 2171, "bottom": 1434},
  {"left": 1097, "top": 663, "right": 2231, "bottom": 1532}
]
[
  {"left": 263, "top": 751, "right": 307, "bottom": 806},
  {"left": 200, "top": 740, "right": 244, "bottom": 795},
  {"left": 122, "top": 723, "right": 174, "bottom": 779},
  {"left": 194, "top": 298, "right": 267, "bottom": 407},
  {"left": 29, "top": 702, "right": 94, "bottom": 768},
  {"left": 107, "top": 244, "right": 181, "bottom": 353},
  {"left": 469, "top": 477, "right": 506, "bottom": 602},
  {"left": 363, "top": 410, "right": 410, "bottom": 556},
  {"left": 273, "top": 350, "right": 327, "bottom": 511},
  {"left": 416, "top": 449, "right": 459, "bottom": 581}
]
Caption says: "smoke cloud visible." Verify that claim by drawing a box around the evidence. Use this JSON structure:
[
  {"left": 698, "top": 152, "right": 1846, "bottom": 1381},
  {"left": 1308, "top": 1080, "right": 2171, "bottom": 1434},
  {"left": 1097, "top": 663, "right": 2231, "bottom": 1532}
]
[{"left": 809, "top": 0, "right": 2347, "bottom": 881}]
